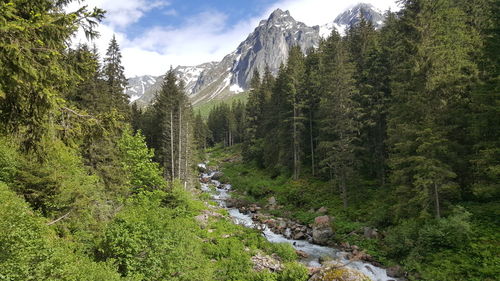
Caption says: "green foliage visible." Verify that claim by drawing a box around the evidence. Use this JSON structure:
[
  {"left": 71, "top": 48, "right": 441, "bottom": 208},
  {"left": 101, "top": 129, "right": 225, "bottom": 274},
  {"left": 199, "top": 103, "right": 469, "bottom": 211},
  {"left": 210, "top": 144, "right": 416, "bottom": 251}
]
[
  {"left": 0, "top": 137, "right": 19, "bottom": 183},
  {"left": 0, "top": 182, "right": 122, "bottom": 281},
  {"left": 278, "top": 262, "right": 309, "bottom": 281},
  {"left": 266, "top": 243, "right": 297, "bottom": 262},
  {"left": 0, "top": 0, "right": 104, "bottom": 150},
  {"left": 99, "top": 187, "right": 214, "bottom": 280},
  {"left": 118, "top": 128, "right": 165, "bottom": 192}
]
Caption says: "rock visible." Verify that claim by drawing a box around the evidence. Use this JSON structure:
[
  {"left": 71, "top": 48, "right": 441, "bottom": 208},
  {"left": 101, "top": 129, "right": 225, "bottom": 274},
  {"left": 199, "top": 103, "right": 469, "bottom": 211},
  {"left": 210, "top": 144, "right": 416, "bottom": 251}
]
[
  {"left": 293, "top": 231, "right": 305, "bottom": 240},
  {"left": 319, "top": 255, "right": 333, "bottom": 264},
  {"left": 312, "top": 216, "right": 334, "bottom": 245},
  {"left": 211, "top": 171, "right": 224, "bottom": 180},
  {"left": 194, "top": 214, "right": 209, "bottom": 228},
  {"left": 386, "top": 265, "right": 404, "bottom": 278},
  {"left": 251, "top": 253, "right": 283, "bottom": 272},
  {"left": 295, "top": 250, "right": 309, "bottom": 258},
  {"left": 363, "top": 227, "right": 379, "bottom": 239},
  {"left": 317, "top": 206, "right": 328, "bottom": 214},
  {"left": 200, "top": 177, "right": 210, "bottom": 184},
  {"left": 197, "top": 163, "right": 207, "bottom": 173},
  {"left": 309, "top": 261, "right": 371, "bottom": 281},
  {"left": 268, "top": 196, "right": 276, "bottom": 205},
  {"left": 314, "top": 215, "right": 331, "bottom": 225}
]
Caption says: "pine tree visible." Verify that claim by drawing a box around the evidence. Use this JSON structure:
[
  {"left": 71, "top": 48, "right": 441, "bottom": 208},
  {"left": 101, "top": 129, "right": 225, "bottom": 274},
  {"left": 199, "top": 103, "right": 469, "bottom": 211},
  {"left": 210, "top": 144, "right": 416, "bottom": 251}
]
[
  {"left": 243, "top": 70, "right": 262, "bottom": 161},
  {"left": 388, "top": 0, "right": 476, "bottom": 219},
  {"left": 317, "top": 31, "right": 361, "bottom": 208},
  {"left": 102, "top": 35, "right": 129, "bottom": 115},
  {"left": 0, "top": 0, "right": 104, "bottom": 150}
]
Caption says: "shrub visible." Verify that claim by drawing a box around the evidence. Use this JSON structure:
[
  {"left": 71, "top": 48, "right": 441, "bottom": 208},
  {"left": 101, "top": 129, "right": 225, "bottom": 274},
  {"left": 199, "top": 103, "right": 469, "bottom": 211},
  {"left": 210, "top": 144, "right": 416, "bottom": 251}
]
[{"left": 278, "top": 262, "right": 309, "bottom": 281}]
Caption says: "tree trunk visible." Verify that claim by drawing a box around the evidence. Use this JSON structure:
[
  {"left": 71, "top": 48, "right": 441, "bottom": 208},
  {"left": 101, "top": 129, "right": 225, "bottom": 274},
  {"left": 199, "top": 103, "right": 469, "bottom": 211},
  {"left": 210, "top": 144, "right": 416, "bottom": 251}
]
[
  {"left": 178, "top": 106, "right": 182, "bottom": 179},
  {"left": 434, "top": 182, "right": 441, "bottom": 219},
  {"left": 185, "top": 121, "right": 189, "bottom": 182},
  {"left": 293, "top": 103, "right": 298, "bottom": 180},
  {"left": 309, "top": 110, "right": 315, "bottom": 176},
  {"left": 341, "top": 171, "right": 348, "bottom": 209},
  {"left": 170, "top": 111, "right": 175, "bottom": 180}
]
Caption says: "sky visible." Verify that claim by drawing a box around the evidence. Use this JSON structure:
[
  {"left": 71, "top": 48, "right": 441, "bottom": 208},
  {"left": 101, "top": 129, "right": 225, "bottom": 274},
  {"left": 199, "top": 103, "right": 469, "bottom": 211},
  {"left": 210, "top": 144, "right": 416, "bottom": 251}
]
[{"left": 68, "top": 0, "right": 400, "bottom": 77}]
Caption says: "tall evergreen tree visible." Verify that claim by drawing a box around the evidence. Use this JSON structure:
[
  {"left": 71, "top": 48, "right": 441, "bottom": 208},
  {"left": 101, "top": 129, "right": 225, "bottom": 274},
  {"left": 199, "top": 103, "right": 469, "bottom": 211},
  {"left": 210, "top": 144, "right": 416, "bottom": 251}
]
[
  {"left": 317, "top": 31, "right": 361, "bottom": 208},
  {"left": 102, "top": 35, "right": 129, "bottom": 115},
  {"left": 387, "top": 0, "right": 477, "bottom": 219}
]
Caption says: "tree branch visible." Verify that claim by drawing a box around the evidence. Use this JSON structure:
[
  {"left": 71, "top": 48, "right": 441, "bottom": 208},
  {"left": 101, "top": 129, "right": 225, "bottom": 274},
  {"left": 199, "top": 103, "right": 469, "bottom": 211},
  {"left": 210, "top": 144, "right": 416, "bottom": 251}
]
[{"left": 46, "top": 211, "right": 71, "bottom": 225}]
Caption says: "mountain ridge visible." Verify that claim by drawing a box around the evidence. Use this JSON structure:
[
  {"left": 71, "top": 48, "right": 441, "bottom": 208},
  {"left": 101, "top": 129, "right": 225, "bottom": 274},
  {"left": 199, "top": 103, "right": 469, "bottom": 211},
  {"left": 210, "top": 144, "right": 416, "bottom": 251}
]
[{"left": 126, "top": 3, "right": 385, "bottom": 107}]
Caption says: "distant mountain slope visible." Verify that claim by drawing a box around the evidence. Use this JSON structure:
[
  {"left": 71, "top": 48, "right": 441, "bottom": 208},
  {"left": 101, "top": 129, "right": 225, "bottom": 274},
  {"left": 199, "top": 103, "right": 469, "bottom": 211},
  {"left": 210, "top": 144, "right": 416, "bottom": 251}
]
[{"left": 126, "top": 3, "right": 386, "bottom": 107}]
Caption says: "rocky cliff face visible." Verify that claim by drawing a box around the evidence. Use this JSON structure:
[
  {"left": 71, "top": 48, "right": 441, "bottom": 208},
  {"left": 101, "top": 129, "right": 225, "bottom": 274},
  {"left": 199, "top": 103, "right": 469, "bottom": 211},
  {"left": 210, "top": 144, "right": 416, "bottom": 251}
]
[
  {"left": 189, "top": 8, "right": 320, "bottom": 105},
  {"left": 127, "top": 3, "right": 386, "bottom": 107},
  {"left": 126, "top": 75, "right": 160, "bottom": 103}
]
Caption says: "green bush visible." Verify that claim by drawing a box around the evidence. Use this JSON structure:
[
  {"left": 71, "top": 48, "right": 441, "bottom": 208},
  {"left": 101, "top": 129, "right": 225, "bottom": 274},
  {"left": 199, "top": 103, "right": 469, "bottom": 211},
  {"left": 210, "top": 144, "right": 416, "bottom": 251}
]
[
  {"left": 0, "top": 182, "right": 122, "bottom": 281},
  {"left": 0, "top": 137, "right": 18, "bottom": 183},
  {"left": 266, "top": 243, "right": 298, "bottom": 262},
  {"left": 99, "top": 187, "right": 214, "bottom": 280},
  {"left": 278, "top": 262, "right": 309, "bottom": 281},
  {"left": 118, "top": 128, "right": 165, "bottom": 192}
]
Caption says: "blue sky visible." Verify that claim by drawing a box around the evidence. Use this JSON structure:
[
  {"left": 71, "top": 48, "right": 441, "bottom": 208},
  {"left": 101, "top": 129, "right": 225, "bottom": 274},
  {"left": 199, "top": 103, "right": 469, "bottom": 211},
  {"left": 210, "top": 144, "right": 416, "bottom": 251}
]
[{"left": 69, "top": 0, "right": 399, "bottom": 77}]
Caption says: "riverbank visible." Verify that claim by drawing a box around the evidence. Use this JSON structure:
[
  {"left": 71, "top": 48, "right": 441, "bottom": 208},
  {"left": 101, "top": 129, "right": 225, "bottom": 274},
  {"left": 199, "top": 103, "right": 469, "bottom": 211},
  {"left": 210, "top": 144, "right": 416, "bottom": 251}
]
[
  {"left": 206, "top": 144, "right": 500, "bottom": 281},
  {"left": 199, "top": 161, "right": 399, "bottom": 281}
]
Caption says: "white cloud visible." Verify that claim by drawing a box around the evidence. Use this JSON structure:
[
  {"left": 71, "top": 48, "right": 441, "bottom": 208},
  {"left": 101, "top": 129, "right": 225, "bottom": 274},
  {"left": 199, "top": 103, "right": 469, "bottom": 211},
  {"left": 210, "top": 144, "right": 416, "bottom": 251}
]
[{"left": 69, "top": 0, "right": 400, "bottom": 77}]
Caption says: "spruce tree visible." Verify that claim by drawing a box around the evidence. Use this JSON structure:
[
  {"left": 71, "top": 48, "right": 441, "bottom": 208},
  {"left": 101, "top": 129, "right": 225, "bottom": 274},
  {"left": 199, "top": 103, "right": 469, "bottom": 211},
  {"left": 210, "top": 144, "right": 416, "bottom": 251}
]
[
  {"left": 388, "top": 0, "right": 476, "bottom": 219},
  {"left": 102, "top": 35, "right": 129, "bottom": 115},
  {"left": 317, "top": 31, "right": 361, "bottom": 208}
]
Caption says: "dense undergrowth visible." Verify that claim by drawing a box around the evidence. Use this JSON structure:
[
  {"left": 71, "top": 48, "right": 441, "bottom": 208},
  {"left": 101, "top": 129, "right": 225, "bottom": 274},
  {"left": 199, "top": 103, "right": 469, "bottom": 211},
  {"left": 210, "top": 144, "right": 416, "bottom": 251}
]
[
  {"left": 0, "top": 134, "right": 312, "bottom": 281},
  {"left": 209, "top": 144, "right": 500, "bottom": 281}
]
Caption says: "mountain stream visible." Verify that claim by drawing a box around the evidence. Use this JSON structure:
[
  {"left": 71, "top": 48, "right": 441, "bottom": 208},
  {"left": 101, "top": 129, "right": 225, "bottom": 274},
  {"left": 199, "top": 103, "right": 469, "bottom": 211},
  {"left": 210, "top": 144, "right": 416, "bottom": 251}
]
[{"left": 199, "top": 164, "right": 397, "bottom": 281}]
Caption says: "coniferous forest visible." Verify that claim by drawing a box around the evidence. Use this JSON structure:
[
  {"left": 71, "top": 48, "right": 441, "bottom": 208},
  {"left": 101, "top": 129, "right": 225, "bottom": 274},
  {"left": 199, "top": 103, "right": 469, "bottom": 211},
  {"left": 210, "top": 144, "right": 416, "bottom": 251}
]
[{"left": 0, "top": 0, "right": 498, "bottom": 281}]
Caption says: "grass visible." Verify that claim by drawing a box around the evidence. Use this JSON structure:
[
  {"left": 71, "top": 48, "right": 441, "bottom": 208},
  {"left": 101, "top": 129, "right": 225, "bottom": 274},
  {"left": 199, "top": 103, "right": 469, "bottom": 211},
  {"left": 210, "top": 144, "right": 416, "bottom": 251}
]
[{"left": 194, "top": 91, "right": 249, "bottom": 118}]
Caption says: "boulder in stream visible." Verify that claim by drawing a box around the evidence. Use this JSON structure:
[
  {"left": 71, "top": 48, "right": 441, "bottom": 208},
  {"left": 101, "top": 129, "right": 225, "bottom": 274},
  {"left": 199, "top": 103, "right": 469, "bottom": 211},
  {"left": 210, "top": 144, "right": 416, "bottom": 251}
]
[
  {"left": 386, "top": 265, "right": 404, "bottom": 278},
  {"left": 312, "top": 216, "right": 334, "bottom": 245}
]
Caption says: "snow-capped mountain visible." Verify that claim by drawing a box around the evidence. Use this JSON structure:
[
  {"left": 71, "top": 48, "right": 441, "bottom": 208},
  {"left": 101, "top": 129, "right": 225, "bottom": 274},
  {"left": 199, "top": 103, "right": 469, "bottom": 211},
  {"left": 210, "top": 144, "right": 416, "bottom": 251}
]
[
  {"left": 189, "top": 8, "right": 321, "bottom": 105},
  {"left": 321, "top": 3, "right": 385, "bottom": 36},
  {"left": 127, "top": 3, "right": 386, "bottom": 107},
  {"left": 131, "top": 62, "right": 218, "bottom": 106},
  {"left": 126, "top": 75, "right": 160, "bottom": 103}
]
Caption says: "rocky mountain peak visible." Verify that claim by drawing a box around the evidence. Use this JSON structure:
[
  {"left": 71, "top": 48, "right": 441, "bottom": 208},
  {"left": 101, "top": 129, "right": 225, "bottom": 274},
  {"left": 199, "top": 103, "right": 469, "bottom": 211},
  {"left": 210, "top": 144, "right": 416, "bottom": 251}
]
[{"left": 334, "top": 3, "right": 384, "bottom": 29}]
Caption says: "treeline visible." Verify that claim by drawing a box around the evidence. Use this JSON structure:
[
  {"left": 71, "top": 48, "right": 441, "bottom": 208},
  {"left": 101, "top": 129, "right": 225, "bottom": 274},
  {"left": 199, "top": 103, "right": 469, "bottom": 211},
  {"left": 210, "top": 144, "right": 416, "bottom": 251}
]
[{"left": 205, "top": 0, "right": 499, "bottom": 220}]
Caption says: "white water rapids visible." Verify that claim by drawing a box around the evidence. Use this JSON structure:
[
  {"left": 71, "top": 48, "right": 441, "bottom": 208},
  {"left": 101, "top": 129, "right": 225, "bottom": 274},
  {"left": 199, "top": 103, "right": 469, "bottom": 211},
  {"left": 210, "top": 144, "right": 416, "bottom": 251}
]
[{"left": 199, "top": 165, "right": 397, "bottom": 281}]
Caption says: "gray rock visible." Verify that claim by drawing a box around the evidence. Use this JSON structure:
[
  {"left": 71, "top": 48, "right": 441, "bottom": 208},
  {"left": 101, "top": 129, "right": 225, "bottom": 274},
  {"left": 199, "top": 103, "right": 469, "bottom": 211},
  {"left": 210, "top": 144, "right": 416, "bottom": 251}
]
[
  {"left": 312, "top": 216, "right": 334, "bottom": 245},
  {"left": 386, "top": 265, "right": 404, "bottom": 278}
]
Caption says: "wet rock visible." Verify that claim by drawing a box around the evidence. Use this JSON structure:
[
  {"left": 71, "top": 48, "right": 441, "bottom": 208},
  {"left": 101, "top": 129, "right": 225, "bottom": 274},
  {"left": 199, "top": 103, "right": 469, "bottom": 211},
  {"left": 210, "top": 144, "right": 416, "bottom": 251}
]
[
  {"left": 312, "top": 216, "right": 334, "bottom": 245},
  {"left": 200, "top": 177, "right": 210, "bottom": 184},
  {"left": 296, "top": 250, "right": 309, "bottom": 258},
  {"left": 251, "top": 253, "right": 283, "bottom": 272},
  {"left": 293, "top": 231, "right": 305, "bottom": 240},
  {"left": 386, "top": 265, "right": 404, "bottom": 278},
  {"left": 197, "top": 164, "right": 207, "bottom": 173},
  {"left": 319, "top": 255, "right": 333, "bottom": 264},
  {"left": 317, "top": 206, "right": 328, "bottom": 214}
]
